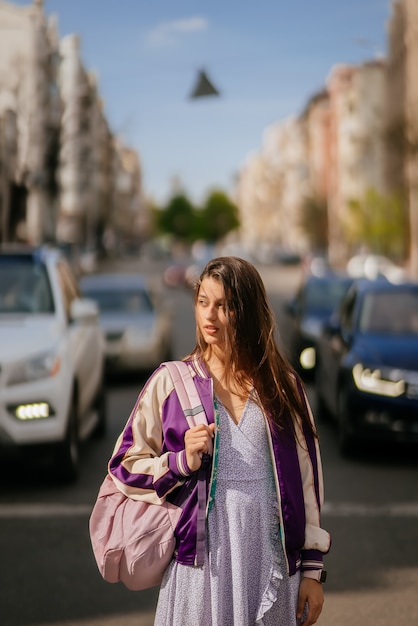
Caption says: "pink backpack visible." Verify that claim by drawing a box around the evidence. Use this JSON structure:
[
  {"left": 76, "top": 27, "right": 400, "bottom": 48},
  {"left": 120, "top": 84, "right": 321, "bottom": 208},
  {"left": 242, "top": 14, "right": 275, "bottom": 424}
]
[{"left": 89, "top": 361, "right": 209, "bottom": 591}]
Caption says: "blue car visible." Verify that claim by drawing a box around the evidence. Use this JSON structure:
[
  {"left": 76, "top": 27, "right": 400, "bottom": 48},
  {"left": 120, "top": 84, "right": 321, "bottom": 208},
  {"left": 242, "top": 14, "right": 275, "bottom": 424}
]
[
  {"left": 315, "top": 278, "right": 418, "bottom": 454},
  {"left": 284, "top": 273, "right": 353, "bottom": 376}
]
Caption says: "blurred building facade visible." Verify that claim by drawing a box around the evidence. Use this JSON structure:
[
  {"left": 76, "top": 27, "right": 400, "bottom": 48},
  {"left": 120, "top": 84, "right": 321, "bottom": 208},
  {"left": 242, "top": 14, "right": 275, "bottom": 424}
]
[
  {"left": 384, "top": 0, "right": 418, "bottom": 276},
  {"left": 235, "top": 117, "right": 310, "bottom": 260},
  {"left": 0, "top": 0, "right": 146, "bottom": 254},
  {"left": 0, "top": 0, "right": 59, "bottom": 244},
  {"left": 235, "top": 59, "right": 387, "bottom": 266},
  {"left": 112, "top": 140, "right": 149, "bottom": 253},
  {"left": 326, "top": 61, "right": 386, "bottom": 266},
  {"left": 404, "top": 0, "right": 418, "bottom": 276},
  {"left": 235, "top": 0, "right": 418, "bottom": 276}
]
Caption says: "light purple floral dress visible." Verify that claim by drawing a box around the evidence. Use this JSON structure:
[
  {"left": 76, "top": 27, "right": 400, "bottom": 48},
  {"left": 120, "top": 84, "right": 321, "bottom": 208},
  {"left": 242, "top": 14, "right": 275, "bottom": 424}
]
[{"left": 154, "top": 397, "right": 301, "bottom": 626}]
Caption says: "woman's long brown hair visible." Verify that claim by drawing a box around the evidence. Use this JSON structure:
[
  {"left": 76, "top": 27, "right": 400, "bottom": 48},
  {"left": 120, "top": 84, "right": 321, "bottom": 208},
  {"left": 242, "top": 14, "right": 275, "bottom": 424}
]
[{"left": 186, "top": 256, "right": 317, "bottom": 438}]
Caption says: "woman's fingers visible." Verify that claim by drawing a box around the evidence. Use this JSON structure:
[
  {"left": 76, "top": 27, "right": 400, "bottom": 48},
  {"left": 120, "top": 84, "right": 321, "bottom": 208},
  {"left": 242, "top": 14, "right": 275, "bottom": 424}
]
[{"left": 184, "top": 425, "right": 214, "bottom": 471}]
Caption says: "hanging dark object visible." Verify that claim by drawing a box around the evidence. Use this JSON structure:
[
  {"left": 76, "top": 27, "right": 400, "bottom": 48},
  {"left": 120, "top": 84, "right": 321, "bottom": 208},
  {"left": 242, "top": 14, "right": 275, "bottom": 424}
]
[{"left": 189, "top": 69, "right": 220, "bottom": 99}]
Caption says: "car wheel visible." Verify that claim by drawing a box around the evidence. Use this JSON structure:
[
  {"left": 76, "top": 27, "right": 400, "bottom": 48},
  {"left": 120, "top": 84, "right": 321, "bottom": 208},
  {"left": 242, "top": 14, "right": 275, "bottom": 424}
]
[
  {"left": 54, "top": 395, "right": 79, "bottom": 482},
  {"left": 314, "top": 361, "right": 330, "bottom": 422},
  {"left": 337, "top": 387, "right": 356, "bottom": 456},
  {"left": 93, "top": 385, "right": 107, "bottom": 439}
]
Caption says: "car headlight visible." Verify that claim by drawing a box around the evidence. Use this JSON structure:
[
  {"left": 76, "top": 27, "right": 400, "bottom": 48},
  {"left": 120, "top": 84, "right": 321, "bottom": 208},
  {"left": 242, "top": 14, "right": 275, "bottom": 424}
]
[
  {"left": 8, "top": 349, "right": 61, "bottom": 386},
  {"left": 300, "top": 347, "right": 316, "bottom": 369},
  {"left": 352, "top": 363, "right": 405, "bottom": 398}
]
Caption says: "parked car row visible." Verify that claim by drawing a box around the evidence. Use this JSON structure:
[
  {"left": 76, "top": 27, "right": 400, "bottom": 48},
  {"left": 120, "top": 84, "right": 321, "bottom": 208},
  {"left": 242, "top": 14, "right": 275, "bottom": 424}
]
[
  {"left": 0, "top": 246, "right": 106, "bottom": 481},
  {"left": 286, "top": 269, "right": 418, "bottom": 455},
  {"left": 315, "top": 277, "right": 418, "bottom": 454},
  {"left": 0, "top": 246, "right": 174, "bottom": 481}
]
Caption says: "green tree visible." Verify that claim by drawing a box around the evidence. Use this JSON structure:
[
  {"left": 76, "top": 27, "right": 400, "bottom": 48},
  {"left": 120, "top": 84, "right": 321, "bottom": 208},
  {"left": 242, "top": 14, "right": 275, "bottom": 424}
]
[
  {"left": 199, "top": 190, "right": 240, "bottom": 242},
  {"left": 156, "top": 193, "right": 197, "bottom": 242},
  {"left": 346, "top": 188, "right": 408, "bottom": 260}
]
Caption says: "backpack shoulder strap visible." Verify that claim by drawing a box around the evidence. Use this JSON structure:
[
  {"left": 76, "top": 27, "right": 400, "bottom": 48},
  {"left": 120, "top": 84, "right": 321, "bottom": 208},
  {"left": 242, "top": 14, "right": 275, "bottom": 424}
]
[{"left": 162, "top": 361, "right": 208, "bottom": 428}]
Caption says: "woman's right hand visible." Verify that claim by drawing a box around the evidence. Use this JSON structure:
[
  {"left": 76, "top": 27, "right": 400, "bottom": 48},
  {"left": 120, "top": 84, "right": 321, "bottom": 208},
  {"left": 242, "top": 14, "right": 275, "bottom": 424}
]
[{"left": 184, "top": 423, "right": 215, "bottom": 472}]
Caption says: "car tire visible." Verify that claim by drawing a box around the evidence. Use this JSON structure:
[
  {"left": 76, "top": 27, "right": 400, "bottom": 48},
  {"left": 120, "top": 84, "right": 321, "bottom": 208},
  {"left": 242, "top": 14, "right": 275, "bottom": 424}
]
[
  {"left": 337, "top": 387, "right": 356, "bottom": 456},
  {"left": 314, "top": 361, "right": 330, "bottom": 422},
  {"left": 93, "top": 385, "right": 107, "bottom": 439},
  {"left": 54, "top": 394, "right": 79, "bottom": 482}
]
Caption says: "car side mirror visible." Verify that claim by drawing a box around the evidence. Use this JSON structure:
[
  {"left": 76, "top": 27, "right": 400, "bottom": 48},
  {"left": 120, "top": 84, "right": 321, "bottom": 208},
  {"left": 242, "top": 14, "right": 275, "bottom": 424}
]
[
  {"left": 284, "top": 300, "right": 299, "bottom": 317},
  {"left": 70, "top": 297, "right": 99, "bottom": 324},
  {"left": 323, "top": 315, "right": 341, "bottom": 336}
]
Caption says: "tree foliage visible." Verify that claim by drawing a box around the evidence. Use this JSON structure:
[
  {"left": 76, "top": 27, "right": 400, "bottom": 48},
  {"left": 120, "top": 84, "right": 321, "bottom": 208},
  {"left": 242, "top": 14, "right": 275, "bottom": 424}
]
[
  {"left": 346, "top": 188, "right": 408, "bottom": 260},
  {"left": 155, "top": 193, "right": 196, "bottom": 241},
  {"left": 154, "top": 188, "right": 240, "bottom": 243},
  {"left": 199, "top": 190, "right": 240, "bottom": 242}
]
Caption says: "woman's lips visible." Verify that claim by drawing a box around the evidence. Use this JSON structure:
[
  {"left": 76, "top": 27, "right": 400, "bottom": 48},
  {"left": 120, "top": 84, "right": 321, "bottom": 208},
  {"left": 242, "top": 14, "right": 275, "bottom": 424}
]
[{"left": 204, "top": 325, "right": 218, "bottom": 335}]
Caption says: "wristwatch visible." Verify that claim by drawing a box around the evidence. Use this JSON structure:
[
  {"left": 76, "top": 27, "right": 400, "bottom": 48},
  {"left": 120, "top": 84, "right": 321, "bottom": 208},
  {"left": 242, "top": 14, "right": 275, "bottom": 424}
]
[
  {"left": 318, "top": 570, "right": 327, "bottom": 583},
  {"left": 306, "top": 569, "right": 327, "bottom": 583}
]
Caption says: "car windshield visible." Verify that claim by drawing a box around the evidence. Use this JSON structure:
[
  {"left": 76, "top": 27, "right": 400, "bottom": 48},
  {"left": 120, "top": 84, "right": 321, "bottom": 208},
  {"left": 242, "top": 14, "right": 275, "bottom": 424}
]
[
  {"left": 304, "top": 279, "right": 351, "bottom": 314},
  {"left": 84, "top": 288, "right": 153, "bottom": 314},
  {"left": 359, "top": 290, "right": 418, "bottom": 334},
  {"left": 0, "top": 256, "right": 54, "bottom": 314}
]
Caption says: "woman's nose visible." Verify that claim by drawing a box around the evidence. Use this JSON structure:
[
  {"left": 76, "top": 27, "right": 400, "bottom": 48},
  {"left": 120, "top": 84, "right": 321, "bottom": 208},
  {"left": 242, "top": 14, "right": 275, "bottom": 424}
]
[{"left": 205, "top": 306, "right": 217, "bottom": 320}]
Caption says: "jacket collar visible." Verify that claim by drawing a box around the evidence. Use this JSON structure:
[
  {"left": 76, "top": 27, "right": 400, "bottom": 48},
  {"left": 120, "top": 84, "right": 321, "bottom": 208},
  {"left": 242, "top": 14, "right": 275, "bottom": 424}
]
[{"left": 189, "top": 354, "right": 210, "bottom": 379}]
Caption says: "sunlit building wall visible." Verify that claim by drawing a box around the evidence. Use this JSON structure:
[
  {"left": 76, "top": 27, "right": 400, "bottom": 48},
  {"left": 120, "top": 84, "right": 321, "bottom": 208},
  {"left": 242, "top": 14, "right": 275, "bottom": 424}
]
[
  {"left": 385, "top": 0, "right": 407, "bottom": 197},
  {"left": 300, "top": 90, "right": 332, "bottom": 204},
  {"left": 378, "top": 0, "right": 418, "bottom": 275},
  {"left": 272, "top": 117, "right": 310, "bottom": 254},
  {"left": 327, "top": 61, "right": 386, "bottom": 265},
  {"left": 235, "top": 151, "right": 273, "bottom": 250},
  {"left": 58, "top": 34, "right": 99, "bottom": 246},
  {"left": 404, "top": 0, "right": 418, "bottom": 277},
  {"left": 236, "top": 117, "right": 311, "bottom": 258},
  {"left": 111, "top": 139, "right": 147, "bottom": 252},
  {"left": 87, "top": 78, "right": 114, "bottom": 252},
  {"left": 0, "top": 1, "right": 145, "bottom": 253},
  {"left": 0, "top": 0, "right": 60, "bottom": 243}
]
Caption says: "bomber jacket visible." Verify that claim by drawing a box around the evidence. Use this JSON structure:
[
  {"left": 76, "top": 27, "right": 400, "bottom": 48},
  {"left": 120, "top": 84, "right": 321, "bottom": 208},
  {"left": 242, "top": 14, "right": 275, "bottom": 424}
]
[{"left": 108, "top": 357, "right": 331, "bottom": 577}]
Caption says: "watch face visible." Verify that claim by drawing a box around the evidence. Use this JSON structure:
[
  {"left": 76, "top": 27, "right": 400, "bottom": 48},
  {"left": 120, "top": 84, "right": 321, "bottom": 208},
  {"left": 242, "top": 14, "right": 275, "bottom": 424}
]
[{"left": 320, "top": 570, "right": 327, "bottom": 583}]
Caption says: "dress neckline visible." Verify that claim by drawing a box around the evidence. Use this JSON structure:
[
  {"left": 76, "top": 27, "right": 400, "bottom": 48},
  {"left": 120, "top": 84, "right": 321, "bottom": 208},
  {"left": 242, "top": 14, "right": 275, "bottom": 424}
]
[{"left": 215, "top": 393, "right": 251, "bottom": 426}]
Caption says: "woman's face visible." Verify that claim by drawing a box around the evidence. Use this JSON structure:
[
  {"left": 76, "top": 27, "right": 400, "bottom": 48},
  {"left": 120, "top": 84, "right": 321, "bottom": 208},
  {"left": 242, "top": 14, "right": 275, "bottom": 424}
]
[{"left": 196, "top": 276, "right": 228, "bottom": 349}]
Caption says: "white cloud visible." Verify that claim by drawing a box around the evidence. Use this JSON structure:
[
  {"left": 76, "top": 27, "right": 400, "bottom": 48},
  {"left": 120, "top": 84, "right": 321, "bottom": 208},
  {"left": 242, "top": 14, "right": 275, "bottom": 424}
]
[{"left": 146, "top": 16, "right": 209, "bottom": 47}]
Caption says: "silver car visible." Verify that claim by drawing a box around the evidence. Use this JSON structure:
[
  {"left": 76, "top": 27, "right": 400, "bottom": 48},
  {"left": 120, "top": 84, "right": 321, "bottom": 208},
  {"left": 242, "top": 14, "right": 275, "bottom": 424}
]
[
  {"left": 80, "top": 273, "right": 173, "bottom": 373},
  {"left": 0, "top": 246, "right": 106, "bottom": 481}
]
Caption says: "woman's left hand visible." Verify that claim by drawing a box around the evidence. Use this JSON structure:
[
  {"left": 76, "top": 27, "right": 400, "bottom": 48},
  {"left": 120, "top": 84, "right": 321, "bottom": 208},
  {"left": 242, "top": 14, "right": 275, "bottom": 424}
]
[{"left": 296, "top": 577, "right": 324, "bottom": 625}]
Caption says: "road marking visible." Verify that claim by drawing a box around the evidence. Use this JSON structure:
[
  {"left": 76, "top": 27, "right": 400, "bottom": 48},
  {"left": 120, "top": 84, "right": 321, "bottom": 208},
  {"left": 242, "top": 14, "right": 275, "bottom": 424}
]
[
  {"left": 0, "top": 503, "right": 92, "bottom": 518},
  {"left": 322, "top": 502, "right": 418, "bottom": 517},
  {"left": 0, "top": 501, "right": 418, "bottom": 518}
]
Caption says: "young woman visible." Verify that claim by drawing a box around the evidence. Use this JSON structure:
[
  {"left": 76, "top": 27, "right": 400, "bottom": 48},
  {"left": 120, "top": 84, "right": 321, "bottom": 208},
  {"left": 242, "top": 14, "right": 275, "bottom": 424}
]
[{"left": 108, "top": 256, "right": 330, "bottom": 626}]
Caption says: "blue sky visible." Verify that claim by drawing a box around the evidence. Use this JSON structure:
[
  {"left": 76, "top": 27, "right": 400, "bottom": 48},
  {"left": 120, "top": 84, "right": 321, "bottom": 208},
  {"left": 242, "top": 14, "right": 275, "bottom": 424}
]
[{"left": 15, "top": 1, "right": 391, "bottom": 204}]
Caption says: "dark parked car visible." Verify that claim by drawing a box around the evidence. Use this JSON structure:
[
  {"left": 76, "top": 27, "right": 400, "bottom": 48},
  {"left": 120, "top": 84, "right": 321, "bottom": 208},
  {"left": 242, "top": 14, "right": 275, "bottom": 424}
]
[
  {"left": 315, "top": 278, "right": 418, "bottom": 454},
  {"left": 284, "top": 273, "right": 353, "bottom": 376}
]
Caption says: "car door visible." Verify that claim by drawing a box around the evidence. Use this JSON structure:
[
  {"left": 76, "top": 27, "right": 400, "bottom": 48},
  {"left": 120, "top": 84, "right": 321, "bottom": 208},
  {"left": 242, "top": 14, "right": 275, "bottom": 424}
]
[
  {"left": 57, "top": 260, "right": 103, "bottom": 416},
  {"left": 320, "top": 288, "right": 357, "bottom": 415}
]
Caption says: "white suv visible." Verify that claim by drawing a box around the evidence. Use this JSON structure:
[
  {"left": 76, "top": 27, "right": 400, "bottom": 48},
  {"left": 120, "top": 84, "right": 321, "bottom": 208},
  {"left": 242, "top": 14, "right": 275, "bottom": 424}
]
[{"left": 0, "top": 246, "right": 106, "bottom": 481}]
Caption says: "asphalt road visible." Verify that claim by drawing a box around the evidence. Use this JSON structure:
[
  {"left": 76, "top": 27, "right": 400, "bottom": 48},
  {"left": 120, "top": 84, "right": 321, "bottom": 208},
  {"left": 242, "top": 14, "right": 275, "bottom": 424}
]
[{"left": 1, "top": 256, "right": 417, "bottom": 626}]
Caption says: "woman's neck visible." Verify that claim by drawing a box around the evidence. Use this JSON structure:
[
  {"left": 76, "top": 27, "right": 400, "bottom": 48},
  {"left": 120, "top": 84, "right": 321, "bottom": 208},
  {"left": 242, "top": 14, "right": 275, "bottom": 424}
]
[{"left": 204, "top": 350, "right": 225, "bottom": 379}]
